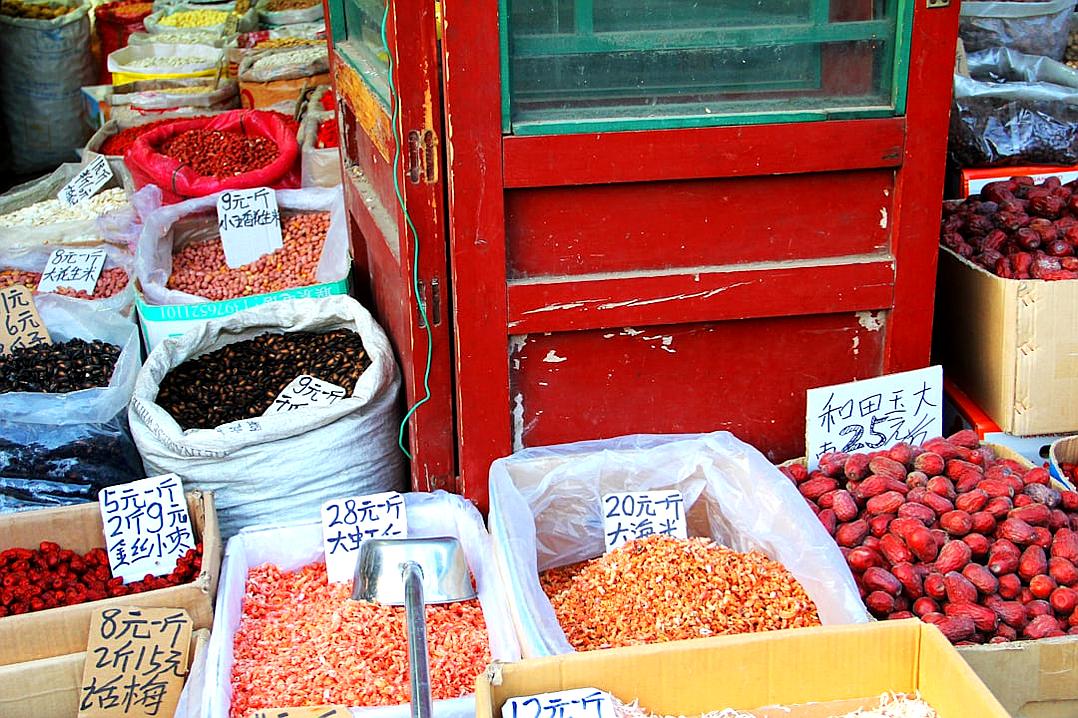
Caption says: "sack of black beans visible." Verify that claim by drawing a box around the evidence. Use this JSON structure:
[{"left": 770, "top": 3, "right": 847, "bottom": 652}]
[
  {"left": 0, "top": 296, "right": 145, "bottom": 512},
  {"left": 128, "top": 295, "right": 407, "bottom": 538},
  {"left": 950, "top": 47, "right": 1078, "bottom": 167}
]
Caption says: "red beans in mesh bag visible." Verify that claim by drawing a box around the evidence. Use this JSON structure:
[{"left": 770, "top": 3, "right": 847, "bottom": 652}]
[{"left": 124, "top": 109, "right": 301, "bottom": 204}]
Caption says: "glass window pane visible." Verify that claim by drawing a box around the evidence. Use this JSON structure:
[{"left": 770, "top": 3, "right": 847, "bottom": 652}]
[
  {"left": 506, "top": 0, "right": 904, "bottom": 132},
  {"left": 338, "top": 0, "right": 390, "bottom": 105}
]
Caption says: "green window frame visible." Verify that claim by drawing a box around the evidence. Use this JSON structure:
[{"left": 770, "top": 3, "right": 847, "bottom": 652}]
[
  {"left": 500, "top": 0, "right": 915, "bottom": 135},
  {"left": 330, "top": 0, "right": 392, "bottom": 110}
]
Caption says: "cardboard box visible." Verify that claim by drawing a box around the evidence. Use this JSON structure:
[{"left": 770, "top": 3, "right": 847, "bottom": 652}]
[
  {"left": 0, "top": 491, "right": 221, "bottom": 665},
  {"left": 0, "top": 628, "right": 208, "bottom": 718},
  {"left": 934, "top": 247, "right": 1078, "bottom": 436},
  {"left": 476, "top": 620, "right": 1008, "bottom": 718},
  {"left": 1049, "top": 435, "right": 1078, "bottom": 489},
  {"left": 944, "top": 378, "right": 1065, "bottom": 467},
  {"left": 959, "top": 637, "right": 1078, "bottom": 718}
]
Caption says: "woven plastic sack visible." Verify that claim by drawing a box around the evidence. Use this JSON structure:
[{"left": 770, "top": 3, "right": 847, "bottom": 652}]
[
  {"left": 124, "top": 109, "right": 301, "bottom": 203},
  {"left": 950, "top": 48, "right": 1078, "bottom": 167},
  {"left": 488, "top": 432, "right": 871, "bottom": 658},
  {"left": 0, "top": 160, "right": 137, "bottom": 251},
  {"left": 135, "top": 185, "right": 348, "bottom": 307},
  {"left": 200, "top": 491, "right": 521, "bottom": 718},
  {"left": 960, "top": 0, "right": 1077, "bottom": 61},
  {"left": 128, "top": 295, "right": 406, "bottom": 538},
  {"left": 0, "top": 243, "right": 136, "bottom": 314},
  {"left": 0, "top": 0, "right": 94, "bottom": 174},
  {"left": 239, "top": 45, "right": 329, "bottom": 82},
  {"left": 0, "top": 295, "right": 144, "bottom": 512},
  {"left": 255, "top": 0, "right": 323, "bottom": 27}
]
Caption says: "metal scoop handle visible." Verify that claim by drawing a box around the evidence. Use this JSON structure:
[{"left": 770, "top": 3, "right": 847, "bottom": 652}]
[{"left": 403, "top": 561, "right": 433, "bottom": 718}]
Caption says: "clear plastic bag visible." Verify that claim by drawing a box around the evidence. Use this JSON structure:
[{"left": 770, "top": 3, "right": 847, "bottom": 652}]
[
  {"left": 488, "top": 432, "right": 870, "bottom": 658},
  {"left": 255, "top": 0, "right": 324, "bottom": 27},
  {"left": 0, "top": 296, "right": 144, "bottom": 513},
  {"left": 960, "top": 0, "right": 1077, "bottom": 61},
  {"left": 950, "top": 48, "right": 1078, "bottom": 167},
  {"left": 200, "top": 491, "right": 521, "bottom": 718}
]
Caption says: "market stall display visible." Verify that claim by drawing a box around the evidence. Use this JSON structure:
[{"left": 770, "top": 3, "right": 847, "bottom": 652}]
[
  {"left": 0, "top": 0, "right": 94, "bottom": 174},
  {"left": 959, "top": 0, "right": 1077, "bottom": 61},
  {"left": 0, "top": 491, "right": 220, "bottom": 664},
  {"left": 0, "top": 244, "right": 135, "bottom": 313},
  {"left": 134, "top": 185, "right": 348, "bottom": 344},
  {"left": 226, "top": 23, "right": 324, "bottom": 77},
  {"left": 107, "top": 42, "right": 223, "bottom": 85},
  {"left": 783, "top": 432, "right": 1078, "bottom": 643},
  {"left": 95, "top": 0, "right": 156, "bottom": 83},
  {"left": 940, "top": 175, "right": 1078, "bottom": 279},
  {"left": 255, "top": 0, "right": 322, "bottom": 26},
  {"left": 0, "top": 298, "right": 144, "bottom": 513},
  {"left": 950, "top": 48, "right": 1078, "bottom": 169},
  {"left": 129, "top": 296, "right": 405, "bottom": 538},
  {"left": 238, "top": 45, "right": 330, "bottom": 111},
  {"left": 202, "top": 490, "right": 520, "bottom": 718},
  {"left": 489, "top": 432, "right": 869, "bottom": 658},
  {"left": 124, "top": 110, "right": 300, "bottom": 202}
]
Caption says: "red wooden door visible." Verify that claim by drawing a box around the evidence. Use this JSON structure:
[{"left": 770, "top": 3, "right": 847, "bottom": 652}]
[
  {"left": 327, "top": 0, "right": 457, "bottom": 492},
  {"left": 440, "top": 0, "right": 961, "bottom": 510}
]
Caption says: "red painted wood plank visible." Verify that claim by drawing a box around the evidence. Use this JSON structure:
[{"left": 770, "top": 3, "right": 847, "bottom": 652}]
[
  {"left": 502, "top": 117, "right": 906, "bottom": 188},
  {"left": 440, "top": 0, "right": 511, "bottom": 510},
  {"left": 507, "top": 170, "right": 894, "bottom": 278},
  {"left": 507, "top": 258, "right": 895, "bottom": 334},
  {"left": 509, "top": 314, "right": 886, "bottom": 460},
  {"left": 884, "top": 1, "right": 960, "bottom": 372}
]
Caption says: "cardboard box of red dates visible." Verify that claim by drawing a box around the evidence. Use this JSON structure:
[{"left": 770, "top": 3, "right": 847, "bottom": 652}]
[
  {"left": 0, "top": 490, "right": 221, "bottom": 665},
  {"left": 935, "top": 176, "right": 1078, "bottom": 436}
]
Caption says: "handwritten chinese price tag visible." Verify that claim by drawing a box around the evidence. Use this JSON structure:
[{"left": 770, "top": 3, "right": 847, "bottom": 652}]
[
  {"left": 320, "top": 491, "right": 406, "bottom": 584},
  {"left": 251, "top": 707, "right": 348, "bottom": 718},
  {"left": 806, "top": 365, "right": 944, "bottom": 470},
  {"left": 216, "top": 187, "right": 283, "bottom": 268},
  {"left": 263, "top": 375, "right": 348, "bottom": 415},
  {"left": 78, "top": 606, "right": 193, "bottom": 718},
  {"left": 59, "top": 155, "right": 114, "bottom": 207},
  {"left": 99, "top": 474, "right": 195, "bottom": 584},
  {"left": 37, "top": 247, "right": 107, "bottom": 294},
  {"left": 0, "top": 284, "right": 51, "bottom": 355},
  {"left": 602, "top": 490, "right": 687, "bottom": 552},
  {"left": 502, "top": 689, "right": 616, "bottom": 718}
]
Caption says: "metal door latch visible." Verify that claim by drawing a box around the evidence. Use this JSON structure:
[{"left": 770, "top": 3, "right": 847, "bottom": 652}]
[
  {"left": 406, "top": 129, "right": 439, "bottom": 184},
  {"left": 926, "top": 0, "right": 949, "bottom": 7}
]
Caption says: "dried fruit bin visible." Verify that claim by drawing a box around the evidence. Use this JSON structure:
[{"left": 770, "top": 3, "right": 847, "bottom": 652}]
[
  {"left": 0, "top": 491, "right": 221, "bottom": 665},
  {"left": 134, "top": 185, "right": 351, "bottom": 349},
  {"left": 784, "top": 442, "right": 1078, "bottom": 717},
  {"left": 0, "top": 628, "right": 208, "bottom": 718},
  {"left": 1049, "top": 435, "right": 1078, "bottom": 489},
  {"left": 934, "top": 246, "right": 1078, "bottom": 436},
  {"left": 476, "top": 620, "right": 1008, "bottom": 718},
  {"left": 200, "top": 491, "right": 520, "bottom": 718},
  {"left": 487, "top": 432, "right": 869, "bottom": 659}
]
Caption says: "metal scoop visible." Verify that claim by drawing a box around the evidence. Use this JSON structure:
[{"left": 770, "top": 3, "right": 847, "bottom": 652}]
[{"left": 352, "top": 537, "right": 477, "bottom": 718}]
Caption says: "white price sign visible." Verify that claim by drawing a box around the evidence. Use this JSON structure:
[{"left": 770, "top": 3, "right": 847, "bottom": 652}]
[
  {"left": 36, "top": 248, "right": 107, "bottom": 294},
  {"left": 58, "top": 156, "right": 114, "bottom": 207},
  {"left": 263, "top": 375, "right": 348, "bottom": 415},
  {"left": 99, "top": 474, "right": 195, "bottom": 584},
  {"left": 320, "top": 491, "right": 407, "bottom": 584},
  {"left": 216, "top": 187, "right": 283, "bottom": 268},
  {"left": 806, "top": 365, "right": 943, "bottom": 470},
  {"left": 602, "top": 490, "right": 687, "bottom": 552},
  {"left": 502, "top": 689, "right": 615, "bottom": 718}
]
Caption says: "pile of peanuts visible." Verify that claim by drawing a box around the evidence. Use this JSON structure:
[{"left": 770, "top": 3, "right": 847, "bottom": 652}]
[
  {"left": 230, "top": 561, "right": 491, "bottom": 717},
  {"left": 159, "top": 129, "right": 280, "bottom": 177},
  {"left": 157, "top": 8, "right": 227, "bottom": 27},
  {"left": 0, "top": 189, "right": 128, "bottom": 228},
  {"left": 167, "top": 211, "right": 329, "bottom": 300},
  {"left": 540, "top": 535, "right": 820, "bottom": 651},
  {"left": 0, "top": 267, "right": 129, "bottom": 300}
]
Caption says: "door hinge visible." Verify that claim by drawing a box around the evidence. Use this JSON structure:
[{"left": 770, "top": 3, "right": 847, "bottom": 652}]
[
  {"left": 406, "top": 129, "right": 439, "bottom": 184},
  {"left": 417, "top": 276, "right": 442, "bottom": 327}
]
